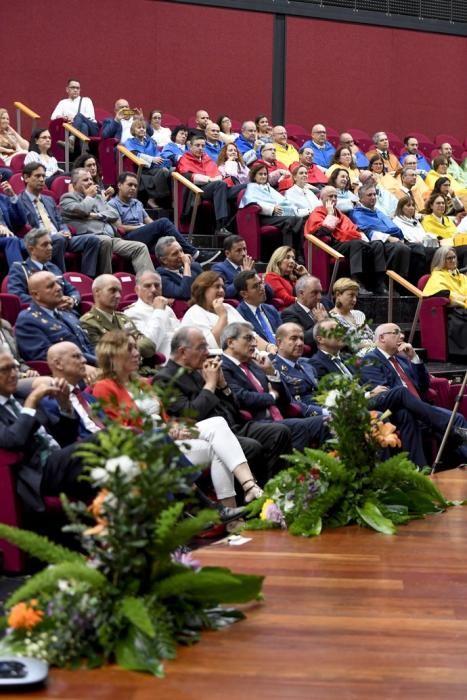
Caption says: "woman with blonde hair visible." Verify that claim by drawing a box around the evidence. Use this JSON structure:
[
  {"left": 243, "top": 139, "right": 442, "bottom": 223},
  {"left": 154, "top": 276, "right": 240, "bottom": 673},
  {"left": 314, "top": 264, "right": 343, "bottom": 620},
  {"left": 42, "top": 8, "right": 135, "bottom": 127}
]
[
  {"left": 264, "top": 246, "right": 308, "bottom": 307},
  {"left": 92, "top": 329, "right": 263, "bottom": 508},
  {"left": 329, "top": 277, "right": 374, "bottom": 354},
  {"left": 0, "top": 108, "right": 28, "bottom": 165}
]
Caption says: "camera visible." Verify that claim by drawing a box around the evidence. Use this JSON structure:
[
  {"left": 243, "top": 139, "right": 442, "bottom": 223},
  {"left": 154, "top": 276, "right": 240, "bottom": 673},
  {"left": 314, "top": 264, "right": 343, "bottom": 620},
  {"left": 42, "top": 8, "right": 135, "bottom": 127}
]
[{"left": 121, "top": 108, "right": 137, "bottom": 119}]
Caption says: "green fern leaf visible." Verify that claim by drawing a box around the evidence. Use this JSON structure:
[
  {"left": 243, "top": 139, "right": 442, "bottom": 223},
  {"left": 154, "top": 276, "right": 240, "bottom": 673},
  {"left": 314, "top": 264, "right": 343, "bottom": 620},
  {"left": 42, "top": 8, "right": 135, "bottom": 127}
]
[
  {"left": 119, "top": 597, "right": 155, "bottom": 638},
  {"left": 0, "top": 524, "right": 84, "bottom": 565},
  {"left": 6, "top": 562, "right": 108, "bottom": 608}
]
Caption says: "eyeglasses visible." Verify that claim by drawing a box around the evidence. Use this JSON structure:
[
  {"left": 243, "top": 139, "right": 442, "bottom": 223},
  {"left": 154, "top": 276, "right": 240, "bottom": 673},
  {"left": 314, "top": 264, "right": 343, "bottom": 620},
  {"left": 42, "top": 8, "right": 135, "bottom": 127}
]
[
  {"left": 382, "top": 330, "right": 402, "bottom": 336},
  {"left": 239, "top": 334, "right": 256, "bottom": 342},
  {"left": 0, "top": 363, "right": 19, "bottom": 374},
  {"left": 445, "top": 256, "right": 457, "bottom": 261}
]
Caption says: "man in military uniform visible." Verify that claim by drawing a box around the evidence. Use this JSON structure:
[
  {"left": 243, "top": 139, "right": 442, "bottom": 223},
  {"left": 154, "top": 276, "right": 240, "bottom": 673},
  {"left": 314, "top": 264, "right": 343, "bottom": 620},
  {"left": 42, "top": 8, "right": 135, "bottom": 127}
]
[
  {"left": 271, "top": 322, "right": 329, "bottom": 419},
  {"left": 15, "top": 271, "right": 96, "bottom": 365},
  {"left": 79, "top": 274, "right": 156, "bottom": 370}
]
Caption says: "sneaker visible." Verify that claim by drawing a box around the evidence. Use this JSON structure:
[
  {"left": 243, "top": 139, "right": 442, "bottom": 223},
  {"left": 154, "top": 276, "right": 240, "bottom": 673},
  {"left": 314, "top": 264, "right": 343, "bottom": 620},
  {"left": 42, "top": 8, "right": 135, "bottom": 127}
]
[
  {"left": 194, "top": 249, "right": 222, "bottom": 267},
  {"left": 357, "top": 284, "right": 373, "bottom": 296}
]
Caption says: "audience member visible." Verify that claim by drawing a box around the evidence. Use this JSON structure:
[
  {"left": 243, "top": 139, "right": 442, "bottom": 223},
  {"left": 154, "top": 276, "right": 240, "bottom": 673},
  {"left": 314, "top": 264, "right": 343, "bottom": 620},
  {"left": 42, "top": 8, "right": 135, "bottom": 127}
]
[
  {"left": 425, "top": 156, "right": 467, "bottom": 203},
  {"left": 155, "top": 236, "right": 203, "bottom": 300},
  {"left": 156, "top": 326, "right": 292, "bottom": 483},
  {"left": 358, "top": 171, "right": 399, "bottom": 218},
  {"left": 439, "top": 143, "right": 467, "bottom": 188},
  {"left": 15, "top": 271, "right": 96, "bottom": 364},
  {"left": 259, "top": 143, "right": 290, "bottom": 188},
  {"left": 392, "top": 196, "right": 437, "bottom": 280},
  {"left": 239, "top": 162, "right": 305, "bottom": 250},
  {"left": 0, "top": 108, "right": 29, "bottom": 164},
  {"left": 305, "top": 185, "right": 386, "bottom": 294},
  {"left": 234, "top": 121, "right": 263, "bottom": 165},
  {"left": 289, "top": 147, "right": 328, "bottom": 189},
  {"left": 284, "top": 165, "right": 320, "bottom": 215},
  {"left": 221, "top": 322, "right": 328, "bottom": 451},
  {"left": 72, "top": 153, "right": 115, "bottom": 201},
  {"left": 8, "top": 228, "right": 80, "bottom": 307},
  {"left": 180, "top": 271, "right": 246, "bottom": 349},
  {"left": 123, "top": 118, "right": 171, "bottom": 206},
  {"left": 79, "top": 274, "right": 156, "bottom": 366},
  {"left": 60, "top": 168, "right": 155, "bottom": 275},
  {"left": 20, "top": 162, "right": 101, "bottom": 276},
  {"left": 421, "top": 192, "right": 460, "bottom": 251},
  {"left": 211, "top": 235, "right": 256, "bottom": 298},
  {"left": 177, "top": 133, "right": 242, "bottom": 237},
  {"left": 338, "top": 133, "right": 369, "bottom": 169},
  {"left": 0, "top": 298, "right": 41, "bottom": 382},
  {"left": 281, "top": 274, "right": 329, "bottom": 349},
  {"left": 347, "top": 182, "right": 411, "bottom": 284},
  {"left": 271, "top": 126, "right": 299, "bottom": 168},
  {"left": 432, "top": 177, "right": 464, "bottom": 218},
  {"left": 160, "top": 125, "right": 189, "bottom": 168},
  {"left": 24, "top": 128, "right": 63, "bottom": 186},
  {"left": 365, "top": 132, "right": 400, "bottom": 174},
  {"left": 108, "top": 171, "right": 216, "bottom": 264},
  {"left": 423, "top": 247, "right": 467, "bottom": 357},
  {"left": 125, "top": 270, "right": 180, "bottom": 359},
  {"left": 189, "top": 109, "right": 210, "bottom": 139},
  {"left": 216, "top": 115, "right": 239, "bottom": 144},
  {"left": 204, "top": 122, "right": 223, "bottom": 163},
  {"left": 359, "top": 323, "right": 467, "bottom": 466},
  {"left": 271, "top": 323, "right": 325, "bottom": 417},
  {"left": 264, "top": 245, "right": 308, "bottom": 307},
  {"left": 327, "top": 168, "right": 359, "bottom": 213},
  {"left": 326, "top": 146, "right": 360, "bottom": 188},
  {"left": 0, "top": 349, "right": 94, "bottom": 512},
  {"left": 255, "top": 114, "right": 272, "bottom": 145},
  {"left": 302, "top": 124, "right": 336, "bottom": 169},
  {"left": 234, "top": 270, "right": 281, "bottom": 346},
  {"left": 101, "top": 99, "right": 149, "bottom": 142},
  {"left": 148, "top": 110, "right": 172, "bottom": 148},
  {"left": 399, "top": 135, "right": 430, "bottom": 173},
  {"left": 50, "top": 79, "right": 99, "bottom": 145},
  {"left": 217, "top": 143, "right": 250, "bottom": 185},
  {"left": 329, "top": 277, "right": 375, "bottom": 354},
  {"left": 0, "top": 178, "right": 27, "bottom": 266},
  {"left": 309, "top": 319, "right": 354, "bottom": 380}
]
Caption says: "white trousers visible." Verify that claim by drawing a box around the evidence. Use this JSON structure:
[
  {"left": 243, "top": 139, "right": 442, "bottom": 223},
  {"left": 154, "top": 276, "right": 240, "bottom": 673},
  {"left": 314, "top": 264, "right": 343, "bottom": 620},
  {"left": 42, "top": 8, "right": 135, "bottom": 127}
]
[{"left": 176, "top": 416, "right": 246, "bottom": 499}]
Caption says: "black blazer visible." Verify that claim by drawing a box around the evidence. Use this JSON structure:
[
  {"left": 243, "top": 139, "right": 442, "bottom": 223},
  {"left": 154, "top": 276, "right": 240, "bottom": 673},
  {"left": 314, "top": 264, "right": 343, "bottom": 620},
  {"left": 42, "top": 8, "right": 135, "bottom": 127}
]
[
  {"left": 155, "top": 359, "right": 244, "bottom": 428},
  {"left": 281, "top": 302, "right": 316, "bottom": 348},
  {"left": 221, "top": 355, "right": 289, "bottom": 420},
  {"left": 0, "top": 399, "right": 79, "bottom": 512},
  {"left": 310, "top": 349, "right": 355, "bottom": 380}
]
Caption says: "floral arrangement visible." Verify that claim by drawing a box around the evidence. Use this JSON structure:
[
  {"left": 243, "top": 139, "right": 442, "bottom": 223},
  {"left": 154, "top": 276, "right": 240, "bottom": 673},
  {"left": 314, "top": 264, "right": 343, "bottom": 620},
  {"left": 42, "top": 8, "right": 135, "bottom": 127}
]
[
  {"left": 245, "top": 373, "right": 455, "bottom": 536},
  {"left": 0, "top": 421, "right": 263, "bottom": 675}
]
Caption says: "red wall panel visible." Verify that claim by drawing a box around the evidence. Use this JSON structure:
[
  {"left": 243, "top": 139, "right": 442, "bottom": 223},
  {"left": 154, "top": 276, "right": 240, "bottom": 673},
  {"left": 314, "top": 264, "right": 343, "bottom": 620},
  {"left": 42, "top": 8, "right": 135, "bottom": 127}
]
[
  {"left": 286, "top": 16, "right": 467, "bottom": 141},
  {"left": 2, "top": 0, "right": 273, "bottom": 128},
  {"left": 2, "top": 2, "right": 465, "bottom": 142}
]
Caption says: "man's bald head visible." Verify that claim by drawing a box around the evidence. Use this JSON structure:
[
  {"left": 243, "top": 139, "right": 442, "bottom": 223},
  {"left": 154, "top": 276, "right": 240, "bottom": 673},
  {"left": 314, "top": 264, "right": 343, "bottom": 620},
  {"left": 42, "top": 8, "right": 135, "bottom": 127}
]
[
  {"left": 28, "top": 271, "right": 63, "bottom": 309},
  {"left": 47, "top": 341, "right": 86, "bottom": 383}
]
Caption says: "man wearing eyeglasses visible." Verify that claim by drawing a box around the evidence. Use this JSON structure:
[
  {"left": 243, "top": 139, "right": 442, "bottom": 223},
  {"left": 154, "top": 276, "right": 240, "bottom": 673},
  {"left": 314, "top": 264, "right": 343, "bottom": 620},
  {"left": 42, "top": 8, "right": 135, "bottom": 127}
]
[
  {"left": 50, "top": 78, "right": 98, "bottom": 138},
  {"left": 338, "top": 133, "right": 369, "bottom": 170},
  {"left": 0, "top": 351, "right": 94, "bottom": 512},
  {"left": 360, "top": 323, "right": 467, "bottom": 467},
  {"left": 302, "top": 124, "right": 336, "bottom": 169}
]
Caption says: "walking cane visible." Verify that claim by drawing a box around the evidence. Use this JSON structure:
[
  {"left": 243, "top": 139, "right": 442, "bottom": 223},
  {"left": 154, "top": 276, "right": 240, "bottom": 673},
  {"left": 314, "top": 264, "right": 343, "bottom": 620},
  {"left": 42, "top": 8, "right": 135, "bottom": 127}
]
[{"left": 431, "top": 369, "right": 467, "bottom": 475}]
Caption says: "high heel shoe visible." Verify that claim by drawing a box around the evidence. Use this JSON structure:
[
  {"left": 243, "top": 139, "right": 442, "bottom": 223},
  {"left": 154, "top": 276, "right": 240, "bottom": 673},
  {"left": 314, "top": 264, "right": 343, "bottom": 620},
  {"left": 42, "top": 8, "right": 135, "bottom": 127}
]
[{"left": 241, "top": 479, "right": 263, "bottom": 503}]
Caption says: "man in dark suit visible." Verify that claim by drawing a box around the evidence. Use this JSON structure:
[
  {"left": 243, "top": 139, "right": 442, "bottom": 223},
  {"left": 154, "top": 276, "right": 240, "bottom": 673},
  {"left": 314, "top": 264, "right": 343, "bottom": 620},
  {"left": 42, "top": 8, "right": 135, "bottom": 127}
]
[
  {"left": 155, "top": 236, "right": 203, "bottom": 300},
  {"left": 235, "top": 270, "right": 281, "bottom": 348},
  {"left": 156, "top": 326, "right": 291, "bottom": 483},
  {"left": 0, "top": 178, "right": 26, "bottom": 266},
  {"left": 281, "top": 275, "right": 330, "bottom": 351},
  {"left": 272, "top": 323, "right": 328, "bottom": 418},
  {"left": 212, "top": 235, "right": 255, "bottom": 299},
  {"left": 15, "top": 271, "right": 96, "bottom": 365},
  {"left": 221, "top": 321, "right": 329, "bottom": 451},
  {"left": 8, "top": 228, "right": 80, "bottom": 307},
  {"left": 310, "top": 319, "right": 354, "bottom": 380},
  {"left": 20, "top": 162, "right": 101, "bottom": 277},
  {"left": 0, "top": 350, "right": 94, "bottom": 512}
]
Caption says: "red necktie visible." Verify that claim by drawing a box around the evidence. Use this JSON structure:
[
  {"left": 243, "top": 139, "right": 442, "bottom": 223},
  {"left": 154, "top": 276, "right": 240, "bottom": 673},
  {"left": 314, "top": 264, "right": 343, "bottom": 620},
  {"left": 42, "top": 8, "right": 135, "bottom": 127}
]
[
  {"left": 73, "top": 388, "right": 106, "bottom": 429},
  {"left": 389, "top": 357, "right": 419, "bottom": 398},
  {"left": 240, "top": 363, "right": 283, "bottom": 421}
]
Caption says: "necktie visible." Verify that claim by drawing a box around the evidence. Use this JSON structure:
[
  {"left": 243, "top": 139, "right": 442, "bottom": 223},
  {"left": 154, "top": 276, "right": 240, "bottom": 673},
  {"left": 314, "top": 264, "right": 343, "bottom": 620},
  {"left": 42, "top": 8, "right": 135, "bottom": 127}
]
[
  {"left": 255, "top": 307, "right": 276, "bottom": 344},
  {"left": 34, "top": 198, "right": 54, "bottom": 233},
  {"left": 389, "top": 357, "right": 419, "bottom": 398},
  {"left": 240, "top": 362, "right": 283, "bottom": 421},
  {"left": 333, "top": 356, "right": 352, "bottom": 378},
  {"left": 72, "top": 388, "right": 105, "bottom": 429}
]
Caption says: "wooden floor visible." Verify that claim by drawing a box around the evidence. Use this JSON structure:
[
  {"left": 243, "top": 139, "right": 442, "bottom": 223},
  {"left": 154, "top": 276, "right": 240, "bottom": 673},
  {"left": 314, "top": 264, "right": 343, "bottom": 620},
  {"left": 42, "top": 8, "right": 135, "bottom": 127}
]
[{"left": 14, "top": 470, "right": 467, "bottom": 700}]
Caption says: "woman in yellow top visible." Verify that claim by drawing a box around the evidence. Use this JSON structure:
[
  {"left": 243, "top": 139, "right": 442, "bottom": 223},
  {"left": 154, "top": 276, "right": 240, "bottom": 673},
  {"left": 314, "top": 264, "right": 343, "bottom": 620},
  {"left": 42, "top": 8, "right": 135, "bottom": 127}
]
[
  {"left": 422, "top": 193, "right": 458, "bottom": 239},
  {"left": 326, "top": 147, "right": 360, "bottom": 189},
  {"left": 423, "top": 247, "right": 467, "bottom": 356},
  {"left": 425, "top": 156, "right": 467, "bottom": 206}
]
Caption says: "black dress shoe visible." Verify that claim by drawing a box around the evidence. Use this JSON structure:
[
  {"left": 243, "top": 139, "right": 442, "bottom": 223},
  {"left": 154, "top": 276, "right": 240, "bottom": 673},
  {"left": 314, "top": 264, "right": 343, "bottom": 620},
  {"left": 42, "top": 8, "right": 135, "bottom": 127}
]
[
  {"left": 374, "top": 283, "right": 389, "bottom": 296},
  {"left": 217, "top": 505, "right": 246, "bottom": 523},
  {"left": 215, "top": 226, "right": 233, "bottom": 238},
  {"left": 357, "top": 284, "right": 372, "bottom": 296},
  {"left": 452, "top": 426, "right": 467, "bottom": 443}
]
